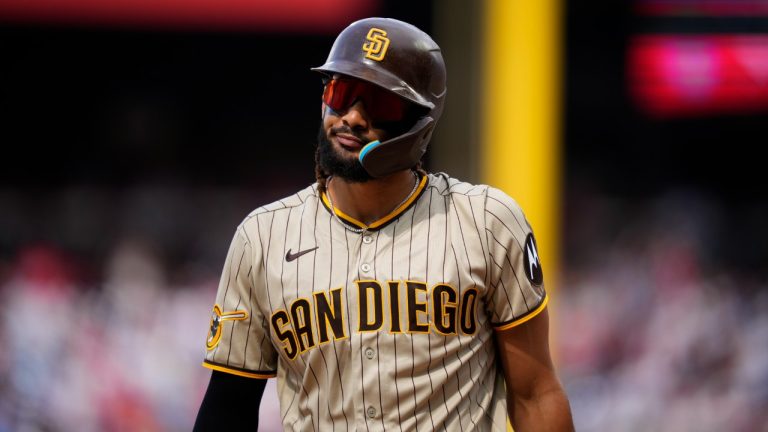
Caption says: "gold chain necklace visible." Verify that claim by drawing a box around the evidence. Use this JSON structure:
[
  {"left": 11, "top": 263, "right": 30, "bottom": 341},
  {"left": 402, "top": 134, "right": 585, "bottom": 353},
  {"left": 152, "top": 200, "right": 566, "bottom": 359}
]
[{"left": 326, "top": 170, "right": 420, "bottom": 234}]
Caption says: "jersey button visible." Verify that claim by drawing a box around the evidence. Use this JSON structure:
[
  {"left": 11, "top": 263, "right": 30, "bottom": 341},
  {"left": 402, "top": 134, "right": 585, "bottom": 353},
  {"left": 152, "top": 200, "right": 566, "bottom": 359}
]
[
  {"left": 360, "top": 263, "right": 371, "bottom": 273},
  {"left": 365, "top": 347, "right": 375, "bottom": 359},
  {"left": 366, "top": 406, "right": 377, "bottom": 418},
  {"left": 362, "top": 235, "right": 373, "bottom": 244}
]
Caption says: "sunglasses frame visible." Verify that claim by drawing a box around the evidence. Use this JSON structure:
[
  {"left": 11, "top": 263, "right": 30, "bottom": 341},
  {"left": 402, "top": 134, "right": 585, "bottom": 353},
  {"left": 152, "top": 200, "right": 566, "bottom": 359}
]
[{"left": 322, "top": 77, "right": 411, "bottom": 124}]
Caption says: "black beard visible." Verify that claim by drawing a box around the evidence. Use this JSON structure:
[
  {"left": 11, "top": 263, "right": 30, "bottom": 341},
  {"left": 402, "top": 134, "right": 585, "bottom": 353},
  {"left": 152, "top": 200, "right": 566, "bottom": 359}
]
[{"left": 316, "top": 124, "right": 374, "bottom": 183}]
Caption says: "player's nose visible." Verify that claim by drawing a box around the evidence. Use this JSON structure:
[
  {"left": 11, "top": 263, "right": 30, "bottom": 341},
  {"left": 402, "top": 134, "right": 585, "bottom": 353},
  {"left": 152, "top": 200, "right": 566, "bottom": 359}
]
[{"left": 340, "top": 100, "right": 370, "bottom": 131}]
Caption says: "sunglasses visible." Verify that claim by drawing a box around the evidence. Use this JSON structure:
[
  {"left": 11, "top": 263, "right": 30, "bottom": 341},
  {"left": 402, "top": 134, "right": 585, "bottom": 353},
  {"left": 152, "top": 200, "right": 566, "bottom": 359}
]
[{"left": 322, "top": 77, "right": 410, "bottom": 123}]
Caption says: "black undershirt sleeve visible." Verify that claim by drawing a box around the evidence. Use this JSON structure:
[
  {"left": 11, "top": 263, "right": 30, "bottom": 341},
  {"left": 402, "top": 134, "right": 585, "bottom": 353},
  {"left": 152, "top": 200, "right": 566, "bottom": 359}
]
[{"left": 193, "top": 370, "right": 268, "bottom": 431}]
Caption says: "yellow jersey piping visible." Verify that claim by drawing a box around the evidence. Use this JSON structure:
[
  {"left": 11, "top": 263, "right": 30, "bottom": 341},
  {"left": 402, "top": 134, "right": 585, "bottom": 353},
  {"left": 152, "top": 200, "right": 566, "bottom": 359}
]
[
  {"left": 202, "top": 360, "right": 277, "bottom": 379},
  {"left": 492, "top": 294, "right": 549, "bottom": 331},
  {"left": 320, "top": 174, "right": 428, "bottom": 232}
]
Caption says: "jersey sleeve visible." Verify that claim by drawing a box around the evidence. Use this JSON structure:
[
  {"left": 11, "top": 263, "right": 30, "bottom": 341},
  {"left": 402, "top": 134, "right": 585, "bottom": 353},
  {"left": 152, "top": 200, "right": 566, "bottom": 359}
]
[
  {"left": 202, "top": 224, "right": 278, "bottom": 379},
  {"left": 483, "top": 187, "right": 548, "bottom": 331}
]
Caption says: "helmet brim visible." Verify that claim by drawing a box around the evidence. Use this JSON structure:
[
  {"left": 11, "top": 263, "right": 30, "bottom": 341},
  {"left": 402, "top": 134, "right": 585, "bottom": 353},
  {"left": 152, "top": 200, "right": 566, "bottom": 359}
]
[{"left": 312, "top": 60, "right": 435, "bottom": 110}]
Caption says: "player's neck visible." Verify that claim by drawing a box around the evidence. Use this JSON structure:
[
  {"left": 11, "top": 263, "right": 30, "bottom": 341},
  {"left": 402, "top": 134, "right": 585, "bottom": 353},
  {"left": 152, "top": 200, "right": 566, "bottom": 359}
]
[{"left": 328, "top": 169, "right": 419, "bottom": 226}]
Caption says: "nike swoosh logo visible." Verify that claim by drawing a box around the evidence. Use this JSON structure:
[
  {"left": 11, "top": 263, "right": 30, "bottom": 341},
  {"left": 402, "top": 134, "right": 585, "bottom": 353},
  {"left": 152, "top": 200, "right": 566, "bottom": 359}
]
[{"left": 285, "top": 246, "right": 319, "bottom": 262}]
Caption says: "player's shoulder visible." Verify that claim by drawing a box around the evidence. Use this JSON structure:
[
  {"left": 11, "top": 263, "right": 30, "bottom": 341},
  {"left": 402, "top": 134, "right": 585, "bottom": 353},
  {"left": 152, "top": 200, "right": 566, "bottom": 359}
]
[
  {"left": 483, "top": 185, "right": 527, "bottom": 220},
  {"left": 427, "top": 172, "right": 521, "bottom": 206},
  {"left": 483, "top": 186, "right": 532, "bottom": 237},
  {"left": 427, "top": 172, "right": 529, "bottom": 228},
  {"left": 426, "top": 172, "right": 489, "bottom": 197},
  {"left": 237, "top": 183, "right": 319, "bottom": 233}
]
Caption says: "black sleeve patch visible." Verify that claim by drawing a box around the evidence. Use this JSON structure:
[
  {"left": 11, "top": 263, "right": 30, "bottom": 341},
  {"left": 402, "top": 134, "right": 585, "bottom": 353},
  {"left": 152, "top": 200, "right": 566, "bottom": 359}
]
[{"left": 523, "top": 233, "right": 544, "bottom": 286}]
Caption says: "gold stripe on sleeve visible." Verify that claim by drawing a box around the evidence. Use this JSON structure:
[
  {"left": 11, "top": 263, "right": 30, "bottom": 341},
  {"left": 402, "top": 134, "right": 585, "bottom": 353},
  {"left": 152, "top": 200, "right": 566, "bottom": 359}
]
[
  {"left": 492, "top": 295, "right": 549, "bottom": 332},
  {"left": 202, "top": 361, "right": 277, "bottom": 379}
]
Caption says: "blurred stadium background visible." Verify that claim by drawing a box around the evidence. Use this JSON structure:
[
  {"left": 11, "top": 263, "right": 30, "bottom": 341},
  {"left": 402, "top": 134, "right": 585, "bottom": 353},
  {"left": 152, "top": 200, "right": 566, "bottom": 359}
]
[{"left": 1, "top": 0, "right": 767, "bottom": 431}]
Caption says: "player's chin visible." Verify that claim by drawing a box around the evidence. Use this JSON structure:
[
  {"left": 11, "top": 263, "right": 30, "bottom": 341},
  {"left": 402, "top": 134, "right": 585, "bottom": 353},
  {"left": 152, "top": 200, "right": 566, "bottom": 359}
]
[{"left": 318, "top": 147, "right": 372, "bottom": 182}]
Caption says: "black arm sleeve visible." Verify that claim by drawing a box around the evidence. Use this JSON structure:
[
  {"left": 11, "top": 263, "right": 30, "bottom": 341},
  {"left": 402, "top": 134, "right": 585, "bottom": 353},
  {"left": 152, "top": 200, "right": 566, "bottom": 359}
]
[{"left": 193, "top": 370, "right": 268, "bottom": 431}]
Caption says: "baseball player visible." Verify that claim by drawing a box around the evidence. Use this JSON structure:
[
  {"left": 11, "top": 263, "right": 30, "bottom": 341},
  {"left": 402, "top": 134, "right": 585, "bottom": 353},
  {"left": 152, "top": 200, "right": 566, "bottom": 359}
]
[{"left": 194, "top": 17, "right": 573, "bottom": 431}]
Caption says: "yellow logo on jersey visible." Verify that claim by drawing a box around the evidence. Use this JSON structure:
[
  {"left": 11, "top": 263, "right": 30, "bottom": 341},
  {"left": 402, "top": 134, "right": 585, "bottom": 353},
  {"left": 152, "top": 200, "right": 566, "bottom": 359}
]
[
  {"left": 362, "top": 28, "right": 390, "bottom": 61},
  {"left": 206, "top": 304, "right": 248, "bottom": 350}
]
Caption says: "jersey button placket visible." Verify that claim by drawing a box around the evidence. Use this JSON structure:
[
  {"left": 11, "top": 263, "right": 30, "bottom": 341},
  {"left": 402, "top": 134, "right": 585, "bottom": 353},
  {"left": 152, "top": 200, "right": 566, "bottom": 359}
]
[{"left": 357, "top": 232, "right": 382, "bottom": 428}]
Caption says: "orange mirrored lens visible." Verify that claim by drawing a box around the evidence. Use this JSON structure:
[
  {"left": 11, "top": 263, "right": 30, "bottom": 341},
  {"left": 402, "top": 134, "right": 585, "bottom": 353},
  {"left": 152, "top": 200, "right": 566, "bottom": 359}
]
[{"left": 322, "top": 78, "right": 408, "bottom": 122}]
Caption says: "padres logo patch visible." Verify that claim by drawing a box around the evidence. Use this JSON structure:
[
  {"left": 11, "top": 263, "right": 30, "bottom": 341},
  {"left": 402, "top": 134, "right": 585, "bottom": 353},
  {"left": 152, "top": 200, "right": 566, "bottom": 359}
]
[
  {"left": 362, "top": 28, "right": 390, "bottom": 61},
  {"left": 206, "top": 304, "right": 248, "bottom": 350},
  {"left": 523, "top": 233, "right": 544, "bottom": 287}
]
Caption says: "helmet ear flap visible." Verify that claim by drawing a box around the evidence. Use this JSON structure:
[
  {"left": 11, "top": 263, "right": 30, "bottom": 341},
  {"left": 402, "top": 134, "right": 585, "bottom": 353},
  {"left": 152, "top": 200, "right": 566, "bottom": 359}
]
[{"left": 359, "top": 117, "right": 434, "bottom": 178}]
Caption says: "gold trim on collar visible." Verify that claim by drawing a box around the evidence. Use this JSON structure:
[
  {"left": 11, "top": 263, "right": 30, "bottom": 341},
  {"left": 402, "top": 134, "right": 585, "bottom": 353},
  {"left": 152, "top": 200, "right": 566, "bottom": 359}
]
[{"left": 321, "top": 174, "right": 428, "bottom": 231}]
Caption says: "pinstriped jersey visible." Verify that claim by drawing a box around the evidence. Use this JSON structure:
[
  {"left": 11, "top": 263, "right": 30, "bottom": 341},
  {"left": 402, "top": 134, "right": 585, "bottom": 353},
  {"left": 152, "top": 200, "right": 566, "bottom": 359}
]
[{"left": 202, "top": 172, "right": 548, "bottom": 431}]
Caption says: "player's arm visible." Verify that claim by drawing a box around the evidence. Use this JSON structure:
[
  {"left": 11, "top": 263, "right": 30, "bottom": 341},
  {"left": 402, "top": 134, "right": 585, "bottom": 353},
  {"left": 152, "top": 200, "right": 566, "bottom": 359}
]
[
  {"left": 194, "top": 371, "right": 267, "bottom": 431},
  {"left": 196, "top": 224, "right": 277, "bottom": 430},
  {"left": 483, "top": 186, "right": 573, "bottom": 430},
  {"left": 495, "top": 307, "right": 574, "bottom": 432}
]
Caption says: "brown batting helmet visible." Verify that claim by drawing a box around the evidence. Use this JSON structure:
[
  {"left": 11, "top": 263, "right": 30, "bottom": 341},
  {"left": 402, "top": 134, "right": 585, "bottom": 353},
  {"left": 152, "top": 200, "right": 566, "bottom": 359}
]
[{"left": 312, "top": 17, "right": 447, "bottom": 178}]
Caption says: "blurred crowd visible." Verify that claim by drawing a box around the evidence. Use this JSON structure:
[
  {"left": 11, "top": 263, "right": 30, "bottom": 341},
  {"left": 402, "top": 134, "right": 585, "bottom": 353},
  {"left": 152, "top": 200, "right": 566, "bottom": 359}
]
[
  {"left": 558, "top": 189, "right": 768, "bottom": 432},
  {"left": 0, "top": 186, "right": 285, "bottom": 432},
  {"left": 0, "top": 241, "right": 213, "bottom": 431},
  {"left": 0, "top": 187, "right": 766, "bottom": 431}
]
